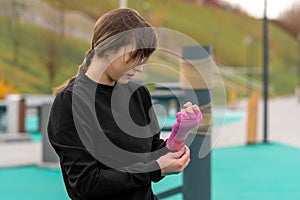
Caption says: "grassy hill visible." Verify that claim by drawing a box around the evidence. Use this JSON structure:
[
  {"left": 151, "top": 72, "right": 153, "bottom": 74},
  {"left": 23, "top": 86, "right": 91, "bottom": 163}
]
[
  {"left": 47, "top": 0, "right": 299, "bottom": 66},
  {"left": 43, "top": 0, "right": 119, "bottom": 19},
  {"left": 0, "top": 17, "right": 89, "bottom": 93},
  {"left": 0, "top": 0, "right": 299, "bottom": 95}
]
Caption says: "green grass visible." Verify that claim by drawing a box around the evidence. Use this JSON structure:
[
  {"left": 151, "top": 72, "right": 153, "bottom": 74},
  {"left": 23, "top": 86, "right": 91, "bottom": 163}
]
[
  {"left": 0, "top": 0, "right": 299, "bottom": 95},
  {"left": 43, "top": 0, "right": 119, "bottom": 19},
  {"left": 130, "top": 0, "right": 299, "bottom": 96},
  {"left": 44, "top": 0, "right": 299, "bottom": 68},
  {"left": 0, "top": 17, "right": 89, "bottom": 93}
]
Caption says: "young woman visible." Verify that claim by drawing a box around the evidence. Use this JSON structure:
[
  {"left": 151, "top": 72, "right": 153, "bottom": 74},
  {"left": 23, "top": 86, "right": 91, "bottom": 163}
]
[{"left": 47, "top": 8, "right": 200, "bottom": 200}]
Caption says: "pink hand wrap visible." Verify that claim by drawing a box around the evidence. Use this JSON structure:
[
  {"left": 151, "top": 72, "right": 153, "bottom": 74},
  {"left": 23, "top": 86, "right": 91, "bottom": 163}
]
[{"left": 166, "top": 110, "right": 203, "bottom": 151}]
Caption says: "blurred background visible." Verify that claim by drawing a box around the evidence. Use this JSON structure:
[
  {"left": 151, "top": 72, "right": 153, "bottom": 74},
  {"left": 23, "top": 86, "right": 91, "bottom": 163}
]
[{"left": 0, "top": 0, "right": 300, "bottom": 95}]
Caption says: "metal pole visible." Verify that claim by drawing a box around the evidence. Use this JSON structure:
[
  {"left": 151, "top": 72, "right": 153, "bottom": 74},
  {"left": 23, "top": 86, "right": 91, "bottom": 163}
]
[
  {"left": 119, "top": 0, "right": 127, "bottom": 8},
  {"left": 263, "top": 0, "right": 269, "bottom": 143}
]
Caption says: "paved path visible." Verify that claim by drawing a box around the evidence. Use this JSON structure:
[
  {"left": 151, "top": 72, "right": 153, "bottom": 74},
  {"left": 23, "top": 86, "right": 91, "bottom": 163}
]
[
  {"left": 0, "top": 96, "right": 299, "bottom": 168},
  {"left": 0, "top": 142, "right": 41, "bottom": 168},
  {"left": 214, "top": 96, "right": 300, "bottom": 148}
]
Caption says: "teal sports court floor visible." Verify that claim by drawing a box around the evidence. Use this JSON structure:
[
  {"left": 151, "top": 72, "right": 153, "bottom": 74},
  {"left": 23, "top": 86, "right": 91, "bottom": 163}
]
[{"left": 1, "top": 142, "right": 300, "bottom": 200}]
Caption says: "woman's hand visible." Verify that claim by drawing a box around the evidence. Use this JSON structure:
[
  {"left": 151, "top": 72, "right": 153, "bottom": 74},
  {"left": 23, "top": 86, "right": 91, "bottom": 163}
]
[
  {"left": 156, "top": 145, "right": 190, "bottom": 176},
  {"left": 166, "top": 102, "right": 202, "bottom": 151},
  {"left": 179, "top": 102, "right": 202, "bottom": 128}
]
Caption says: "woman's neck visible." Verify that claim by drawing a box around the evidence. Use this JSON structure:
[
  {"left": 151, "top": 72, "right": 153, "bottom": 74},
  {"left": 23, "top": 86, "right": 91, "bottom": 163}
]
[{"left": 85, "top": 59, "right": 116, "bottom": 86}]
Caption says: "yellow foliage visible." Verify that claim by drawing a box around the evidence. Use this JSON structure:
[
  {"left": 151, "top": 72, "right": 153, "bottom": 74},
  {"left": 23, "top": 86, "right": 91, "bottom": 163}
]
[{"left": 0, "top": 79, "right": 19, "bottom": 99}]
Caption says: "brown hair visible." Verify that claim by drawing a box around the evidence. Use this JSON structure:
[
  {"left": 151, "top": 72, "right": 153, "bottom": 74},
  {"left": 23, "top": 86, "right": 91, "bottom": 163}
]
[{"left": 53, "top": 8, "right": 157, "bottom": 95}]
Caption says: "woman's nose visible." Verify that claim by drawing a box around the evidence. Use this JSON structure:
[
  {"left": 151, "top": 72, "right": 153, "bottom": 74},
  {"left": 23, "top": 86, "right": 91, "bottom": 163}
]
[{"left": 134, "top": 64, "right": 143, "bottom": 73}]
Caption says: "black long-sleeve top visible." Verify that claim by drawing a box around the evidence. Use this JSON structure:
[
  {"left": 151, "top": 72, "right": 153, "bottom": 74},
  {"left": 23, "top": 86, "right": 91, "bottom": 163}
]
[{"left": 47, "top": 74, "right": 167, "bottom": 200}]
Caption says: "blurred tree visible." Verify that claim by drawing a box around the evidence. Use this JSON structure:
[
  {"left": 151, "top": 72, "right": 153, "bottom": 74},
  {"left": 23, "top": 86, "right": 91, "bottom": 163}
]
[
  {"left": 40, "top": 0, "right": 65, "bottom": 92},
  {"left": 278, "top": 2, "right": 300, "bottom": 37},
  {"left": 146, "top": 0, "right": 171, "bottom": 26},
  {"left": 7, "top": 0, "right": 25, "bottom": 65}
]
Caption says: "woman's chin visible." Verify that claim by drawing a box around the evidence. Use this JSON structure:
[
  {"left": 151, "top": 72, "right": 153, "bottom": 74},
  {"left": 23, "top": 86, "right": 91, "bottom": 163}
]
[{"left": 117, "top": 78, "right": 130, "bottom": 84}]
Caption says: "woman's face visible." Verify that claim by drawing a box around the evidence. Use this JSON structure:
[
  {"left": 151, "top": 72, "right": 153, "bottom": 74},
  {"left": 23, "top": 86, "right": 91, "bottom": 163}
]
[{"left": 105, "top": 45, "right": 145, "bottom": 84}]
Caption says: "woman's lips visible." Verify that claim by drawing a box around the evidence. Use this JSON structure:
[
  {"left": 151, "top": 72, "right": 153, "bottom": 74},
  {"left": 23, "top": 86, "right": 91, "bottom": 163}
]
[{"left": 126, "top": 74, "right": 135, "bottom": 79}]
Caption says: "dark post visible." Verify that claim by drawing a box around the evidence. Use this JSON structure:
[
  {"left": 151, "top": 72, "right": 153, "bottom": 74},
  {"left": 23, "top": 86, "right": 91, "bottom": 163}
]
[
  {"left": 18, "top": 97, "right": 26, "bottom": 133},
  {"left": 263, "top": 0, "right": 269, "bottom": 143},
  {"left": 180, "top": 46, "right": 212, "bottom": 200},
  {"left": 41, "top": 103, "right": 59, "bottom": 164}
]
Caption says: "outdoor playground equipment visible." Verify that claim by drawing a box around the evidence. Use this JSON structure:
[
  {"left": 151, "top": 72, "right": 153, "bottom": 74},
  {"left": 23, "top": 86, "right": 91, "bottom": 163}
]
[
  {"left": 246, "top": 92, "right": 260, "bottom": 144},
  {"left": 179, "top": 45, "right": 213, "bottom": 200},
  {"left": 154, "top": 45, "right": 261, "bottom": 199},
  {"left": 0, "top": 94, "right": 57, "bottom": 164},
  {"left": 0, "top": 94, "right": 29, "bottom": 142},
  {"left": 156, "top": 46, "right": 214, "bottom": 200},
  {"left": 0, "top": 95, "right": 25, "bottom": 133}
]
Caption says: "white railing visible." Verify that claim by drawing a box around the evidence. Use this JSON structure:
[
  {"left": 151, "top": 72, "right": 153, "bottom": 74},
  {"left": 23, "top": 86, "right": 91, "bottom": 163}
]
[{"left": 218, "top": 65, "right": 273, "bottom": 93}]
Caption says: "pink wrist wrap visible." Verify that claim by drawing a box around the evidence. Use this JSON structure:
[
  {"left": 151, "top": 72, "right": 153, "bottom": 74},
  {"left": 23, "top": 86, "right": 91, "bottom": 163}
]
[{"left": 166, "top": 110, "right": 203, "bottom": 151}]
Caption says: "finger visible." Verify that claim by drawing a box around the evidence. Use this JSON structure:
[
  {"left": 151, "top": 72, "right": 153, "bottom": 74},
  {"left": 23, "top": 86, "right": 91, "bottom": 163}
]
[
  {"left": 180, "top": 156, "right": 191, "bottom": 170},
  {"left": 170, "top": 150, "right": 185, "bottom": 159},
  {"left": 178, "top": 147, "right": 190, "bottom": 162},
  {"left": 186, "top": 107, "right": 194, "bottom": 113},
  {"left": 180, "top": 146, "right": 190, "bottom": 159},
  {"left": 192, "top": 104, "right": 200, "bottom": 111},
  {"left": 183, "top": 102, "right": 192, "bottom": 108},
  {"left": 176, "top": 155, "right": 190, "bottom": 171},
  {"left": 185, "top": 107, "right": 196, "bottom": 119},
  {"left": 184, "top": 145, "right": 190, "bottom": 157}
]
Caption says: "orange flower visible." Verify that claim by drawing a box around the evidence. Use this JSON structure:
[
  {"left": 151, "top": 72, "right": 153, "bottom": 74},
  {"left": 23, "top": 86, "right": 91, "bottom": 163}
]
[{"left": 0, "top": 79, "right": 19, "bottom": 99}]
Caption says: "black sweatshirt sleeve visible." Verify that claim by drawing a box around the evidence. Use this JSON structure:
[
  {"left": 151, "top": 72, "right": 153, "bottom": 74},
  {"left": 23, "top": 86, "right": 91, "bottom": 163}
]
[{"left": 47, "top": 90, "right": 151, "bottom": 199}]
